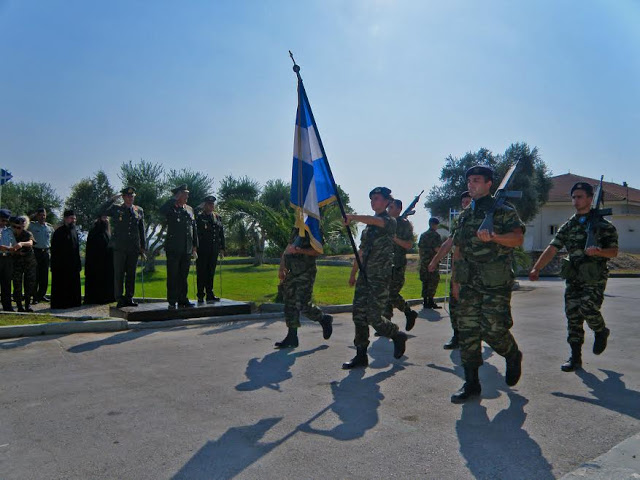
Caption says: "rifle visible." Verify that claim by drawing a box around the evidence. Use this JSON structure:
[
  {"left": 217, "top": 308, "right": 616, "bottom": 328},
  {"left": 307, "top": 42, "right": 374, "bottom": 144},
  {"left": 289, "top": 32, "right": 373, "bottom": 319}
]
[
  {"left": 585, "top": 176, "right": 612, "bottom": 249},
  {"left": 400, "top": 190, "right": 424, "bottom": 219},
  {"left": 478, "top": 161, "right": 523, "bottom": 233}
]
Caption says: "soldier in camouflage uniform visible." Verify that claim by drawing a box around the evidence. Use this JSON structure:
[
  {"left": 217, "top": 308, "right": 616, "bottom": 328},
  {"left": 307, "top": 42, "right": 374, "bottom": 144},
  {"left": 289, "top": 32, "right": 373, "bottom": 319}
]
[
  {"left": 273, "top": 227, "right": 333, "bottom": 349},
  {"left": 383, "top": 199, "right": 417, "bottom": 331},
  {"left": 450, "top": 166, "right": 524, "bottom": 403},
  {"left": 100, "top": 186, "right": 146, "bottom": 308},
  {"left": 419, "top": 218, "right": 443, "bottom": 309},
  {"left": 195, "top": 195, "right": 225, "bottom": 304},
  {"left": 342, "top": 187, "right": 409, "bottom": 369},
  {"left": 529, "top": 181, "right": 618, "bottom": 372},
  {"left": 10, "top": 216, "right": 37, "bottom": 312}
]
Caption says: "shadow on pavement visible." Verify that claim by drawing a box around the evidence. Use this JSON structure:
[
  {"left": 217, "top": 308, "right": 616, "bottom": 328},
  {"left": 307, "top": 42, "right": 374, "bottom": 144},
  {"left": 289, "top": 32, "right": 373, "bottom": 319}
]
[
  {"left": 172, "top": 417, "right": 286, "bottom": 480},
  {"left": 418, "top": 307, "right": 443, "bottom": 322},
  {"left": 66, "top": 328, "right": 160, "bottom": 353},
  {"left": 552, "top": 368, "right": 640, "bottom": 420},
  {"left": 235, "top": 345, "right": 329, "bottom": 392},
  {"left": 0, "top": 334, "right": 64, "bottom": 350},
  {"left": 456, "top": 392, "right": 554, "bottom": 480},
  {"left": 200, "top": 319, "right": 277, "bottom": 336}
]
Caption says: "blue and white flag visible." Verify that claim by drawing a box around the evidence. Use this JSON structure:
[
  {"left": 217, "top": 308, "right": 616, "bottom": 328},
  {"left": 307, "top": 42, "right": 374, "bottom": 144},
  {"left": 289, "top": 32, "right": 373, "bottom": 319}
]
[
  {"left": 0, "top": 169, "right": 12, "bottom": 186},
  {"left": 291, "top": 77, "right": 337, "bottom": 253}
]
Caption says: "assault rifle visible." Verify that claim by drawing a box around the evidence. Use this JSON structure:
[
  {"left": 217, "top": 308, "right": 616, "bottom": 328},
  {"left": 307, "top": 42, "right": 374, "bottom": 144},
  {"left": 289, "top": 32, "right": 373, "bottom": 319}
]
[
  {"left": 478, "top": 161, "right": 523, "bottom": 233},
  {"left": 400, "top": 190, "right": 424, "bottom": 219},
  {"left": 585, "top": 175, "right": 612, "bottom": 249}
]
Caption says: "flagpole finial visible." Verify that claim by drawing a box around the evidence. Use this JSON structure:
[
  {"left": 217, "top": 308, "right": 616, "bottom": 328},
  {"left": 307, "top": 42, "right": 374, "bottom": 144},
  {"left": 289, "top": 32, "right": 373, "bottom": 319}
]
[{"left": 288, "top": 50, "right": 300, "bottom": 73}]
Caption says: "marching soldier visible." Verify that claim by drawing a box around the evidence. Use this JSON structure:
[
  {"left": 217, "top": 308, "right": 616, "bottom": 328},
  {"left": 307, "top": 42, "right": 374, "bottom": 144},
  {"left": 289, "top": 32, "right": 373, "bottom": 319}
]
[
  {"left": 28, "top": 207, "right": 54, "bottom": 303},
  {"left": 159, "top": 184, "right": 198, "bottom": 309},
  {"left": 100, "top": 187, "right": 146, "bottom": 308},
  {"left": 195, "top": 195, "right": 225, "bottom": 304},
  {"left": 342, "top": 187, "right": 409, "bottom": 369},
  {"left": 383, "top": 198, "right": 417, "bottom": 330},
  {"left": 419, "top": 218, "right": 443, "bottom": 309},
  {"left": 0, "top": 210, "right": 17, "bottom": 311},
  {"left": 529, "top": 181, "right": 618, "bottom": 372},
  {"left": 450, "top": 166, "right": 524, "bottom": 403}
]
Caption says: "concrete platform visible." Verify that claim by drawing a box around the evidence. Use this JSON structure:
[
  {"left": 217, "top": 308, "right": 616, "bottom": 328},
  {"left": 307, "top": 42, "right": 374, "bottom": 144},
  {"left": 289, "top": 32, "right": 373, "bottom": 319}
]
[{"left": 108, "top": 298, "right": 252, "bottom": 322}]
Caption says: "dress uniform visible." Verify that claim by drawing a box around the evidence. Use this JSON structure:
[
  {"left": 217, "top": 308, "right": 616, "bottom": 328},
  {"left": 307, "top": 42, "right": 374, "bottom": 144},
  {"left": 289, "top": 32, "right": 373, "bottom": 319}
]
[
  {"left": 0, "top": 209, "right": 16, "bottom": 311},
  {"left": 195, "top": 196, "right": 225, "bottom": 303}
]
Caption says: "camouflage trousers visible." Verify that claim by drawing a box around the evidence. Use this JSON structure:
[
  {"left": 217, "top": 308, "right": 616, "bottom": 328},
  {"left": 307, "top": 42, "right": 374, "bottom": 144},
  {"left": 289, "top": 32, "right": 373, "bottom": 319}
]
[
  {"left": 457, "top": 284, "right": 519, "bottom": 367},
  {"left": 419, "top": 263, "right": 439, "bottom": 299},
  {"left": 448, "top": 280, "right": 458, "bottom": 331},
  {"left": 565, "top": 280, "right": 607, "bottom": 345},
  {"left": 282, "top": 267, "right": 324, "bottom": 329},
  {"left": 384, "top": 265, "right": 409, "bottom": 319},
  {"left": 13, "top": 254, "right": 37, "bottom": 303},
  {"left": 352, "top": 273, "right": 399, "bottom": 348}
]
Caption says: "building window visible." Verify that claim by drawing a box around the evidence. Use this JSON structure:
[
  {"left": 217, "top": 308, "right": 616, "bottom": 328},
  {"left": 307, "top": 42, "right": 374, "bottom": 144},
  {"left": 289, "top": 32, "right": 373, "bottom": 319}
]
[{"left": 549, "top": 225, "right": 558, "bottom": 235}]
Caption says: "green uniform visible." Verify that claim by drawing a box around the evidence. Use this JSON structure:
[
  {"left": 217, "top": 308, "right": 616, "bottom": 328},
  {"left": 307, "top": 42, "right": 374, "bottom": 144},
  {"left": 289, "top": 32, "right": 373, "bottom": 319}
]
[
  {"left": 448, "top": 217, "right": 462, "bottom": 330},
  {"left": 352, "top": 211, "right": 399, "bottom": 348},
  {"left": 159, "top": 199, "right": 198, "bottom": 306},
  {"left": 550, "top": 214, "right": 618, "bottom": 345},
  {"left": 100, "top": 201, "right": 146, "bottom": 303},
  {"left": 453, "top": 195, "right": 524, "bottom": 368},
  {"left": 195, "top": 211, "right": 225, "bottom": 301},
  {"left": 281, "top": 228, "right": 325, "bottom": 328},
  {"left": 419, "top": 228, "right": 442, "bottom": 299},
  {"left": 12, "top": 229, "right": 37, "bottom": 307},
  {"left": 384, "top": 216, "right": 414, "bottom": 319}
]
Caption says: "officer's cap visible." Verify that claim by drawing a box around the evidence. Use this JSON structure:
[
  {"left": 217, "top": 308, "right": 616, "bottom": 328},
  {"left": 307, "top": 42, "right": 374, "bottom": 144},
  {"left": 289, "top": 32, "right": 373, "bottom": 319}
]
[
  {"left": 171, "top": 184, "right": 190, "bottom": 195},
  {"left": 203, "top": 195, "right": 217, "bottom": 203},
  {"left": 429, "top": 217, "right": 440, "bottom": 225},
  {"left": 63, "top": 209, "right": 75, "bottom": 217},
  {"left": 460, "top": 191, "right": 471, "bottom": 200},
  {"left": 465, "top": 165, "right": 494, "bottom": 180},
  {"left": 36, "top": 207, "right": 46, "bottom": 214},
  {"left": 369, "top": 186, "right": 392, "bottom": 199},
  {"left": 0, "top": 209, "right": 11, "bottom": 219},
  {"left": 11, "top": 216, "right": 26, "bottom": 226},
  {"left": 121, "top": 186, "right": 136, "bottom": 195},
  {"left": 570, "top": 182, "right": 594, "bottom": 196}
]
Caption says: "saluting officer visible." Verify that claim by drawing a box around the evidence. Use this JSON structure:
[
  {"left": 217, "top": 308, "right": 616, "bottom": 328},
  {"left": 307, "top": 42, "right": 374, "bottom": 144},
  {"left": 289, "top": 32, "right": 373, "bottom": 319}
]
[
  {"left": 195, "top": 195, "right": 225, "bottom": 304},
  {"left": 159, "top": 184, "right": 198, "bottom": 309},
  {"left": 100, "top": 186, "right": 146, "bottom": 308}
]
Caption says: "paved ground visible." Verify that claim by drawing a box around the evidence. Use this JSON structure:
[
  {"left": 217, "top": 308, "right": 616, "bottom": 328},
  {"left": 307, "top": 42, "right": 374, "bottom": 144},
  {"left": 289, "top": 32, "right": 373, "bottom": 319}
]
[{"left": 1, "top": 278, "right": 639, "bottom": 480}]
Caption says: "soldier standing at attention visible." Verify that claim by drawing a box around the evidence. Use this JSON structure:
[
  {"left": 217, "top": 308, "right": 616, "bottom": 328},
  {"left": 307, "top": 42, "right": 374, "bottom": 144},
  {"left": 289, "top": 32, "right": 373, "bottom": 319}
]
[
  {"left": 450, "top": 166, "right": 524, "bottom": 403},
  {"left": 195, "top": 195, "right": 225, "bottom": 304},
  {"left": 159, "top": 184, "right": 198, "bottom": 309},
  {"left": 28, "top": 207, "right": 54, "bottom": 303},
  {"left": 10, "top": 216, "right": 36, "bottom": 312},
  {"left": 419, "top": 218, "right": 443, "bottom": 309},
  {"left": 274, "top": 227, "right": 334, "bottom": 349},
  {"left": 342, "top": 187, "right": 409, "bottom": 369},
  {"left": 383, "top": 199, "right": 417, "bottom": 331},
  {"left": 0, "top": 210, "right": 16, "bottom": 311},
  {"left": 100, "top": 187, "right": 146, "bottom": 308},
  {"left": 529, "top": 181, "right": 618, "bottom": 372}
]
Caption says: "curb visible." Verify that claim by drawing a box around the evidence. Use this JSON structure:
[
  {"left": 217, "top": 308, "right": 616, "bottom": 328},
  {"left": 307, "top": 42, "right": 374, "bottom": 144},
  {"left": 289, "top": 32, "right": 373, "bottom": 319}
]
[{"left": 128, "top": 312, "right": 283, "bottom": 330}]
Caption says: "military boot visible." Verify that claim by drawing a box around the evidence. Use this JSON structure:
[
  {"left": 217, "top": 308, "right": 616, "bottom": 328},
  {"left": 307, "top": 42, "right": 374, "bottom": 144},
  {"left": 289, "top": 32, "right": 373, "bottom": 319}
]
[
  {"left": 392, "top": 331, "right": 408, "bottom": 359},
  {"left": 342, "top": 346, "right": 368, "bottom": 369},
  {"left": 16, "top": 300, "right": 24, "bottom": 312},
  {"left": 319, "top": 314, "right": 333, "bottom": 340},
  {"left": 429, "top": 298, "right": 442, "bottom": 309},
  {"left": 443, "top": 329, "right": 459, "bottom": 350},
  {"left": 24, "top": 297, "right": 34, "bottom": 313},
  {"left": 451, "top": 366, "right": 481, "bottom": 403},
  {"left": 561, "top": 343, "right": 582, "bottom": 372},
  {"left": 505, "top": 350, "right": 523, "bottom": 386},
  {"left": 593, "top": 327, "right": 610, "bottom": 355},
  {"left": 404, "top": 307, "right": 417, "bottom": 331},
  {"left": 275, "top": 328, "right": 299, "bottom": 349}
]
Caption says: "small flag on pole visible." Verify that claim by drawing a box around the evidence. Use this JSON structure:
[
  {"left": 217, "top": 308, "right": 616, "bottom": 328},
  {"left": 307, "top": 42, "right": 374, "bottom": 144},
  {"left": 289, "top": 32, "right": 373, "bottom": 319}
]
[
  {"left": 0, "top": 169, "right": 12, "bottom": 186},
  {"left": 290, "top": 73, "right": 337, "bottom": 253}
]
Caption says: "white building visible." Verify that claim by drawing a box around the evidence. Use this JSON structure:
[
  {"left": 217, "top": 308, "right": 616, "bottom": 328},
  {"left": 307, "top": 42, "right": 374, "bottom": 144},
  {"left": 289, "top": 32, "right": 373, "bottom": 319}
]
[{"left": 525, "top": 173, "right": 640, "bottom": 253}]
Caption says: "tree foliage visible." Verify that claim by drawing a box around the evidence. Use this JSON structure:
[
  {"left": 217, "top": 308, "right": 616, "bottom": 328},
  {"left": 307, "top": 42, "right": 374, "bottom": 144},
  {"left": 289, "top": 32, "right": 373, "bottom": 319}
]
[
  {"left": 66, "top": 170, "right": 114, "bottom": 232},
  {"left": 1, "top": 181, "right": 63, "bottom": 224}
]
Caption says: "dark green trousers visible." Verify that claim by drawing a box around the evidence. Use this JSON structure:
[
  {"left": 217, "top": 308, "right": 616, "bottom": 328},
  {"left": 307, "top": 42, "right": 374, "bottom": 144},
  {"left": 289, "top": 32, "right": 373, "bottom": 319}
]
[
  {"left": 113, "top": 249, "right": 138, "bottom": 301},
  {"left": 166, "top": 253, "right": 191, "bottom": 305}
]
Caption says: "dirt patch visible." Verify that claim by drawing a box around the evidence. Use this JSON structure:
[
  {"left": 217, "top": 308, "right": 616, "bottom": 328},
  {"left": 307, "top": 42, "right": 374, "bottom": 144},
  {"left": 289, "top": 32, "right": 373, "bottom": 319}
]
[{"left": 608, "top": 252, "right": 640, "bottom": 271}]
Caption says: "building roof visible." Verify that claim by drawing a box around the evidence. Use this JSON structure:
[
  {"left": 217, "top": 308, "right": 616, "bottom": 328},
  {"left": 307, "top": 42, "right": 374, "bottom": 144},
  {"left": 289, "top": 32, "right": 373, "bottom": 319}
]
[{"left": 548, "top": 173, "right": 640, "bottom": 203}]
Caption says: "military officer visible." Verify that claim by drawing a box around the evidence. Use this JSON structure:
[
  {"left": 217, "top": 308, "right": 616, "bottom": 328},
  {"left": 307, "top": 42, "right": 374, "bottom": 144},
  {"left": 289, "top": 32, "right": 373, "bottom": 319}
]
[
  {"left": 0, "top": 210, "right": 16, "bottom": 311},
  {"left": 274, "top": 226, "right": 333, "bottom": 348},
  {"left": 195, "top": 195, "right": 225, "bottom": 304},
  {"left": 28, "top": 207, "right": 54, "bottom": 303},
  {"left": 159, "top": 184, "right": 198, "bottom": 309},
  {"left": 342, "top": 186, "right": 409, "bottom": 369},
  {"left": 383, "top": 198, "right": 417, "bottom": 331},
  {"left": 11, "top": 216, "right": 36, "bottom": 312},
  {"left": 419, "top": 217, "right": 443, "bottom": 309},
  {"left": 100, "top": 186, "right": 146, "bottom": 308},
  {"left": 529, "top": 181, "right": 618, "bottom": 372},
  {"left": 450, "top": 166, "right": 524, "bottom": 403}
]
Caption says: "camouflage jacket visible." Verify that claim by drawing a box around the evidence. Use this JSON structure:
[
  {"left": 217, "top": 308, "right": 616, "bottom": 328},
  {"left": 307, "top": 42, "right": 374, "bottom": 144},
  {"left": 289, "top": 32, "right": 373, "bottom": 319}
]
[
  {"left": 284, "top": 227, "right": 317, "bottom": 275},
  {"left": 393, "top": 217, "right": 414, "bottom": 268},
  {"left": 359, "top": 211, "right": 396, "bottom": 278},
  {"left": 418, "top": 229, "right": 442, "bottom": 264}
]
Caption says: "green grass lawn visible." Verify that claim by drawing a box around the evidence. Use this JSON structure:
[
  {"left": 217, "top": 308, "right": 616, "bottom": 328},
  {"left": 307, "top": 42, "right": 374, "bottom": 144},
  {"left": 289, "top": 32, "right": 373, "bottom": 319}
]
[{"left": 0, "top": 314, "right": 72, "bottom": 326}]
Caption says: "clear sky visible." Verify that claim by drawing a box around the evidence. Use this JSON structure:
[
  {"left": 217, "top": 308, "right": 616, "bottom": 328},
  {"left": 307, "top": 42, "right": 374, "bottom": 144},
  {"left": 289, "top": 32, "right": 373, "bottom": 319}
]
[{"left": 1, "top": 0, "right": 639, "bottom": 234}]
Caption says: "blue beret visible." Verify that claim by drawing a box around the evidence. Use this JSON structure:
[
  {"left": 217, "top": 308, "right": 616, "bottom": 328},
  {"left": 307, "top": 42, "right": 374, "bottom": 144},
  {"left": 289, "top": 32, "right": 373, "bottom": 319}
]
[
  {"left": 0, "top": 209, "right": 11, "bottom": 219},
  {"left": 570, "top": 182, "right": 594, "bottom": 196},
  {"left": 466, "top": 165, "right": 494, "bottom": 180},
  {"left": 369, "top": 186, "right": 392, "bottom": 199}
]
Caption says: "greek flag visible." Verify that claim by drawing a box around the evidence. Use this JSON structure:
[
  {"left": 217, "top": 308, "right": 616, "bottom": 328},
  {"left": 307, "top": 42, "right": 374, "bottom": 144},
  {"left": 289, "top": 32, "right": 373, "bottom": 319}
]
[
  {"left": 290, "top": 77, "right": 337, "bottom": 253},
  {"left": 0, "top": 169, "right": 12, "bottom": 186}
]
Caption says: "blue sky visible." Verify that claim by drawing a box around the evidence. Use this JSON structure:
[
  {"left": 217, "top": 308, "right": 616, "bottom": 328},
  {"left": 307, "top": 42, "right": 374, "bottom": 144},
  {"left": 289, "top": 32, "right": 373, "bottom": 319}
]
[{"left": 1, "top": 0, "right": 638, "bottom": 233}]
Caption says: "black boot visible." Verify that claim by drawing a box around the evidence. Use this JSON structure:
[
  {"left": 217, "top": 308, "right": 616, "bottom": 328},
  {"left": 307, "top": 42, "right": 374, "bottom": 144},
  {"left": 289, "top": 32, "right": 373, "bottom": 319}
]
[
  {"left": 505, "top": 350, "right": 523, "bottom": 386},
  {"left": 16, "top": 300, "right": 24, "bottom": 313},
  {"left": 451, "top": 366, "right": 481, "bottom": 403},
  {"left": 443, "top": 330, "right": 459, "bottom": 350},
  {"left": 429, "top": 298, "right": 442, "bottom": 309},
  {"left": 24, "top": 298, "right": 33, "bottom": 313},
  {"left": 561, "top": 343, "right": 582, "bottom": 372},
  {"left": 342, "top": 346, "right": 368, "bottom": 369},
  {"left": 275, "top": 328, "right": 299, "bottom": 349},
  {"left": 392, "top": 331, "right": 408, "bottom": 359},
  {"left": 593, "top": 327, "right": 610, "bottom": 355},
  {"left": 319, "top": 314, "right": 333, "bottom": 340},
  {"left": 404, "top": 308, "right": 417, "bottom": 331},
  {"left": 423, "top": 299, "right": 429, "bottom": 309}
]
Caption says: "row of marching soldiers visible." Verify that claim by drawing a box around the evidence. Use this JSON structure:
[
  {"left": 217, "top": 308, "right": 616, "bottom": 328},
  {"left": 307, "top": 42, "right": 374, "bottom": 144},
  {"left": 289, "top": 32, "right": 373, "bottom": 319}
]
[{"left": 276, "top": 165, "right": 618, "bottom": 404}]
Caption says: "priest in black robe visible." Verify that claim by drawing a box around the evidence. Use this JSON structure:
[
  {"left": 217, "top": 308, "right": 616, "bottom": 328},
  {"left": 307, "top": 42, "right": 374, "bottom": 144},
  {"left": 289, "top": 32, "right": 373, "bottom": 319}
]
[
  {"left": 84, "top": 216, "right": 115, "bottom": 304},
  {"left": 51, "top": 210, "right": 82, "bottom": 309}
]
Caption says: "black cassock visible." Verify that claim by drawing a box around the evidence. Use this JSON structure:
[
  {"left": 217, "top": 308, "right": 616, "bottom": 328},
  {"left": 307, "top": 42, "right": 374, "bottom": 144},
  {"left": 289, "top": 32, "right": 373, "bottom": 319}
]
[
  {"left": 50, "top": 223, "right": 82, "bottom": 309},
  {"left": 84, "top": 222, "right": 115, "bottom": 305}
]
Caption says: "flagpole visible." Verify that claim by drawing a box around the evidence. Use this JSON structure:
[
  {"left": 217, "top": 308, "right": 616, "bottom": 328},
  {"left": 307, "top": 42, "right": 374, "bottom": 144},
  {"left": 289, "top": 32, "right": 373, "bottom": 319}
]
[{"left": 289, "top": 52, "right": 367, "bottom": 281}]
